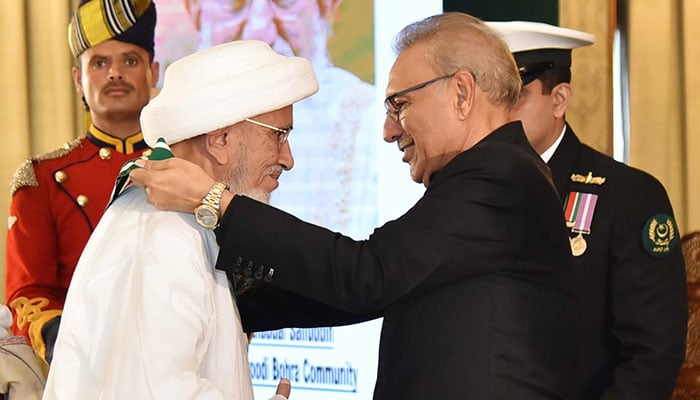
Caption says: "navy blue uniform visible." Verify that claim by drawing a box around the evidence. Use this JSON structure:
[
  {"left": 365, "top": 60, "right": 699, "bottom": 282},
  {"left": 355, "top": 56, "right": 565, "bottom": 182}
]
[{"left": 548, "top": 126, "right": 687, "bottom": 400}]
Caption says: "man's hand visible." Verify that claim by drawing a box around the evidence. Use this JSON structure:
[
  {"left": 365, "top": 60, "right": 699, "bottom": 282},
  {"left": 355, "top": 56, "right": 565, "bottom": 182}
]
[
  {"left": 270, "top": 378, "right": 291, "bottom": 399},
  {"left": 130, "top": 158, "right": 216, "bottom": 213}
]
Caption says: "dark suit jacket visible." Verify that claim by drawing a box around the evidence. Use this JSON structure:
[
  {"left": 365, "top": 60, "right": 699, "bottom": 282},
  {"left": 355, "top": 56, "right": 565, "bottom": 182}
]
[
  {"left": 217, "top": 122, "right": 580, "bottom": 400},
  {"left": 548, "top": 126, "right": 687, "bottom": 400}
]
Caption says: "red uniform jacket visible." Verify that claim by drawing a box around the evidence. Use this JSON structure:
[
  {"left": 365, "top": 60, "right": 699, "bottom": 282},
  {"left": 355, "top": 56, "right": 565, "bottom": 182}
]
[{"left": 5, "top": 125, "right": 149, "bottom": 359}]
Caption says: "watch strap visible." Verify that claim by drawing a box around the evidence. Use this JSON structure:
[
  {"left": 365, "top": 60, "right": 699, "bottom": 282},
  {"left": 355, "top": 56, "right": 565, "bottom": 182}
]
[{"left": 201, "top": 182, "right": 228, "bottom": 214}]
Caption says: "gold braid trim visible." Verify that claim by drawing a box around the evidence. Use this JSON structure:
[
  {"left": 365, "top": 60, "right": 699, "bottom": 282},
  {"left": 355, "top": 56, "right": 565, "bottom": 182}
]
[
  {"left": 9, "top": 297, "right": 48, "bottom": 330},
  {"left": 9, "top": 137, "right": 83, "bottom": 196},
  {"left": 9, "top": 160, "right": 38, "bottom": 196},
  {"left": 28, "top": 309, "right": 62, "bottom": 363},
  {"left": 9, "top": 296, "right": 62, "bottom": 361}
]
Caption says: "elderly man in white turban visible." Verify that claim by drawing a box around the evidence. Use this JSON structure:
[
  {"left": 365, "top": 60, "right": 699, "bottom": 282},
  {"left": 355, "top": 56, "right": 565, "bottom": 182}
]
[{"left": 42, "top": 40, "right": 318, "bottom": 400}]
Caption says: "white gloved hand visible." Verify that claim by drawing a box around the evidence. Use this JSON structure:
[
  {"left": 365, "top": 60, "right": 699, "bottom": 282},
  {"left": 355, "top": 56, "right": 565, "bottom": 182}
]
[{"left": 0, "top": 305, "right": 47, "bottom": 400}]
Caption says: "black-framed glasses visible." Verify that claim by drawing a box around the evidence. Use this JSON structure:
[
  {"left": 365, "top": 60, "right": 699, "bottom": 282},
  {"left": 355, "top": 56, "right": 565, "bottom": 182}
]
[
  {"left": 244, "top": 118, "right": 292, "bottom": 146},
  {"left": 384, "top": 73, "right": 455, "bottom": 122}
]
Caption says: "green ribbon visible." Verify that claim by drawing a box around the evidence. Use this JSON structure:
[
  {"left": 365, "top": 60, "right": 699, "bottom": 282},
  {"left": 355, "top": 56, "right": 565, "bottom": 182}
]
[{"left": 107, "top": 137, "right": 172, "bottom": 206}]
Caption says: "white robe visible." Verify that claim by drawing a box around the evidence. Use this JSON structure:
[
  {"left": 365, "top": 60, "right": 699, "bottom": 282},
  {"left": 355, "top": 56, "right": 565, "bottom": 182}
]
[{"left": 43, "top": 187, "right": 253, "bottom": 400}]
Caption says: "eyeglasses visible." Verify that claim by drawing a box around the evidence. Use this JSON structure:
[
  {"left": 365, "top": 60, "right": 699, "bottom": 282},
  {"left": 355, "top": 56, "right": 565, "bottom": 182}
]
[
  {"left": 244, "top": 118, "right": 293, "bottom": 146},
  {"left": 384, "top": 73, "right": 455, "bottom": 122}
]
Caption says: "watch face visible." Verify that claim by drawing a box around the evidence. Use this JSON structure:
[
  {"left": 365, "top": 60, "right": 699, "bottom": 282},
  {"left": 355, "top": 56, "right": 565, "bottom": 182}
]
[{"left": 195, "top": 205, "right": 218, "bottom": 228}]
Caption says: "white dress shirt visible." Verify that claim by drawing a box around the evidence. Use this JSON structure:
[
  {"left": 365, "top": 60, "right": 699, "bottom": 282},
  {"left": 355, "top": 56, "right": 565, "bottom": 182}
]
[{"left": 540, "top": 125, "right": 567, "bottom": 163}]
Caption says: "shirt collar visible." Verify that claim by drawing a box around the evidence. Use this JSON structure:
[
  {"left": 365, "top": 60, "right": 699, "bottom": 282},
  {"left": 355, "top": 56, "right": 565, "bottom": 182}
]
[{"left": 540, "top": 125, "right": 567, "bottom": 163}]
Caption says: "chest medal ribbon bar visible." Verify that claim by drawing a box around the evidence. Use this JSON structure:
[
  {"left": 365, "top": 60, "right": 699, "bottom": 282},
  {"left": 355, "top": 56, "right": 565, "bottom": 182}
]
[{"left": 564, "top": 191, "right": 599, "bottom": 256}]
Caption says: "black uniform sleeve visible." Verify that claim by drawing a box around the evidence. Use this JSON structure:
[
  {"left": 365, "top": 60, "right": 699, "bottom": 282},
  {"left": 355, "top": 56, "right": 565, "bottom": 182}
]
[{"left": 602, "top": 174, "right": 687, "bottom": 400}]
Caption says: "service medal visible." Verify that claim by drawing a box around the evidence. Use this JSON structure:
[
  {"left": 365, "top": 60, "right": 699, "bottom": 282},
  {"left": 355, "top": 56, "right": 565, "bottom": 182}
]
[
  {"left": 570, "top": 233, "right": 587, "bottom": 257},
  {"left": 563, "top": 192, "right": 598, "bottom": 257}
]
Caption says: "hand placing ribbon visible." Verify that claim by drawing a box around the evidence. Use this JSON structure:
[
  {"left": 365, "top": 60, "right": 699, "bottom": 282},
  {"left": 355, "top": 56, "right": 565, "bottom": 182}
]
[{"left": 108, "top": 137, "right": 173, "bottom": 206}]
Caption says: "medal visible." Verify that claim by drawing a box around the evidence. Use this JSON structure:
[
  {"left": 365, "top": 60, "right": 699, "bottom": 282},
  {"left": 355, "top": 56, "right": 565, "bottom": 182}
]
[
  {"left": 570, "top": 233, "right": 587, "bottom": 257},
  {"left": 563, "top": 191, "right": 598, "bottom": 257}
]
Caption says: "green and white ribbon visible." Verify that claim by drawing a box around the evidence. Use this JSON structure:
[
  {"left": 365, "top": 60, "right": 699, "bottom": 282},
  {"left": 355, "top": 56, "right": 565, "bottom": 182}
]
[{"left": 107, "top": 137, "right": 172, "bottom": 206}]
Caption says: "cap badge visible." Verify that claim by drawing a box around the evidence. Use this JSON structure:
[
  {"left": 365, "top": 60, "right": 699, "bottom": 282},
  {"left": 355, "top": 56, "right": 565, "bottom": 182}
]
[{"left": 642, "top": 214, "right": 679, "bottom": 257}]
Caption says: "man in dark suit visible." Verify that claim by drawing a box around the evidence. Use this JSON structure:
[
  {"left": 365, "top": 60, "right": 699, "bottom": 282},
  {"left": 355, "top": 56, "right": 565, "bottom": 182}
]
[
  {"left": 490, "top": 21, "right": 687, "bottom": 400},
  {"left": 132, "top": 13, "right": 580, "bottom": 400}
]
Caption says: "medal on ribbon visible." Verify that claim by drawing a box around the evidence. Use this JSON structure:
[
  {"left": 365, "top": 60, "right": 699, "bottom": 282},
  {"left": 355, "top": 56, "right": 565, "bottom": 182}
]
[
  {"left": 570, "top": 233, "right": 587, "bottom": 256},
  {"left": 563, "top": 191, "right": 598, "bottom": 256}
]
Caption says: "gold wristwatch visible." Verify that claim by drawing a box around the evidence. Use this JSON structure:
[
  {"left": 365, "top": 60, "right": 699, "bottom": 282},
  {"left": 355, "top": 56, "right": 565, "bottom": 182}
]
[{"left": 194, "top": 182, "right": 228, "bottom": 229}]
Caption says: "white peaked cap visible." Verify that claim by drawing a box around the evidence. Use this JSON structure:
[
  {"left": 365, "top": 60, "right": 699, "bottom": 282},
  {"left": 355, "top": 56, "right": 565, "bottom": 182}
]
[
  {"left": 140, "top": 40, "right": 319, "bottom": 147},
  {"left": 486, "top": 21, "right": 595, "bottom": 53}
]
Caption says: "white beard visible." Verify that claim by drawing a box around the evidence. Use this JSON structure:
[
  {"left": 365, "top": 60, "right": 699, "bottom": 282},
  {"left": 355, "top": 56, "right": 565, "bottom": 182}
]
[{"left": 223, "top": 162, "right": 272, "bottom": 205}]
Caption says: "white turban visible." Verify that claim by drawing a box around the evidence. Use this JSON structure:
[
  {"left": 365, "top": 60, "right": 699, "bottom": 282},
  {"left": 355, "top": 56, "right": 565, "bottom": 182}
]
[{"left": 140, "top": 40, "right": 319, "bottom": 147}]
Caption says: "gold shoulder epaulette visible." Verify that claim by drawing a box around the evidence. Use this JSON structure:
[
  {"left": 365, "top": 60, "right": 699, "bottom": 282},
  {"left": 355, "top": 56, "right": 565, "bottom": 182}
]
[
  {"left": 9, "top": 160, "right": 38, "bottom": 196},
  {"left": 9, "top": 137, "right": 83, "bottom": 196}
]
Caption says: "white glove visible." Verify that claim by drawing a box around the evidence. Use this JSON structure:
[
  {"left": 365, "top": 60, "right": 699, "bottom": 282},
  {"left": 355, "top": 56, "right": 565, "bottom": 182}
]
[{"left": 0, "top": 305, "right": 47, "bottom": 400}]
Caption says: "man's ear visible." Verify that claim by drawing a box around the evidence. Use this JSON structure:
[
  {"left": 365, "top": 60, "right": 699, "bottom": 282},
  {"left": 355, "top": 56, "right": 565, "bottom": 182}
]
[
  {"left": 551, "top": 82, "right": 572, "bottom": 119},
  {"left": 72, "top": 66, "right": 83, "bottom": 95},
  {"left": 454, "top": 70, "right": 476, "bottom": 120},
  {"left": 150, "top": 60, "right": 160, "bottom": 87},
  {"left": 205, "top": 127, "right": 232, "bottom": 166}
]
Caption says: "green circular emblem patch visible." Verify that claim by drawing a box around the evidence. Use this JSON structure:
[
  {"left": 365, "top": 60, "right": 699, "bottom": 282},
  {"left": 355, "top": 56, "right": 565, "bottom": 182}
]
[{"left": 642, "top": 213, "right": 679, "bottom": 257}]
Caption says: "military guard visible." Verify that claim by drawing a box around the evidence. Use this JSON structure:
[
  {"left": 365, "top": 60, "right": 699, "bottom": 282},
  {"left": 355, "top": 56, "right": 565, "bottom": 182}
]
[
  {"left": 5, "top": 0, "right": 158, "bottom": 363},
  {"left": 490, "top": 21, "right": 688, "bottom": 399}
]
